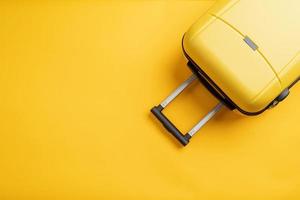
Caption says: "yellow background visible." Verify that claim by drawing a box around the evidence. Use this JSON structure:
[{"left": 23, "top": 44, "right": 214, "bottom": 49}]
[{"left": 1, "top": 1, "right": 300, "bottom": 199}]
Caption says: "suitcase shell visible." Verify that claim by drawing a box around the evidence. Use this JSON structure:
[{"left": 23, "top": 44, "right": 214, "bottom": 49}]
[{"left": 183, "top": 0, "right": 300, "bottom": 114}]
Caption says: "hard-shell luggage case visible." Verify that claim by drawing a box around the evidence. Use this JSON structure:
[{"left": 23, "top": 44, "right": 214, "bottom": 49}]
[{"left": 151, "top": 0, "right": 300, "bottom": 146}]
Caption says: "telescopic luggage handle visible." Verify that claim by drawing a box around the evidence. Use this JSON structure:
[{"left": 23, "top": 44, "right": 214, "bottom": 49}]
[{"left": 151, "top": 74, "right": 223, "bottom": 146}]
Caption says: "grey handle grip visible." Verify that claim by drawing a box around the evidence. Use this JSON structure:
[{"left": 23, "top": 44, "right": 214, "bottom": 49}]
[{"left": 151, "top": 105, "right": 191, "bottom": 146}]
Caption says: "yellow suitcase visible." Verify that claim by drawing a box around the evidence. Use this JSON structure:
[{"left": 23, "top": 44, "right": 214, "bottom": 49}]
[{"left": 151, "top": 0, "right": 300, "bottom": 146}]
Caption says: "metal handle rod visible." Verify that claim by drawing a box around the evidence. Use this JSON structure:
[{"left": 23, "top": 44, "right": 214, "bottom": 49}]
[
  {"left": 187, "top": 102, "right": 223, "bottom": 137},
  {"left": 152, "top": 73, "right": 224, "bottom": 146},
  {"left": 160, "top": 74, "right": 197, "bottom": 108}
]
